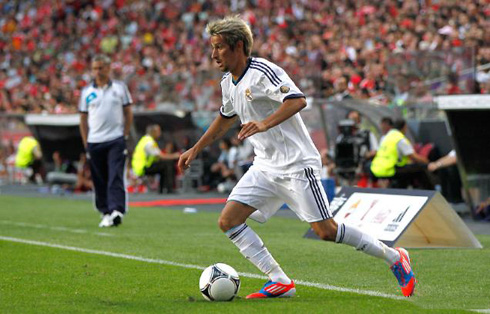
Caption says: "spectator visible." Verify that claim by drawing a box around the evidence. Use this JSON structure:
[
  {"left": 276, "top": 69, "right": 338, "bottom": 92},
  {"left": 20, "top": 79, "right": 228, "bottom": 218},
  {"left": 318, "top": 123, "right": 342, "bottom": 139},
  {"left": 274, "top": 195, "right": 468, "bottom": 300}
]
[
  {"left": 447, "top": 72, "right": 462, "bottom": 95},
  {"left": 320, "top": 148, "right": 335, "bottom": 180},
  {"left": 475, "top": 198, "right": 490, "bottom": 221},
  {"left": 74, "top": 152, "right": 93, "bottom": 193},
  {"left": 331, "top": 76, "right": 352, "bottom": 101},
  {"left": 51, "top": 151, "right": 77, "bottom": 174},
  {"left": 131, "top": 124, "right": 180, "bottom": 194},
  {"left": 46, "top": 151, "right": 78, "bottom": 189},
  {"left": 0, "top": 1, "right": 488, "bottom": 114},
  {"left": 228, "top": 133, "right": 254, "bottom": 180},
  {"left": 210, "top": 138, "right": 236, "bottom": 192},
  {"left": 0, "top": 147, "right": 8, "bottom": 184}
]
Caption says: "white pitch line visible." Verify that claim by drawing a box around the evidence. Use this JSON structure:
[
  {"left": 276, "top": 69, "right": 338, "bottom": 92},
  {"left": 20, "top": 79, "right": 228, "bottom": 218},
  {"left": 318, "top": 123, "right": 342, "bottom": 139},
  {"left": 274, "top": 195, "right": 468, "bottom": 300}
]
[
  {"left": 0, "top": 220, "right": 113, "bottom": 237},
  {"left": 0, "top": 235, "right": 407, "bottom": 301}
]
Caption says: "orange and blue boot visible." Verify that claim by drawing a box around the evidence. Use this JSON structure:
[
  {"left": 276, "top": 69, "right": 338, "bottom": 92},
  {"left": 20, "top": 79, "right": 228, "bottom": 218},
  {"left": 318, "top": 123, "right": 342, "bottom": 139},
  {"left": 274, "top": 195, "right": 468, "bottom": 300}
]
[
  {"left": 246, "top": 280, "right": 296, "bottom": 299},
  {"left": 391, "top": 247, "right": 416, "bottom": 297}
]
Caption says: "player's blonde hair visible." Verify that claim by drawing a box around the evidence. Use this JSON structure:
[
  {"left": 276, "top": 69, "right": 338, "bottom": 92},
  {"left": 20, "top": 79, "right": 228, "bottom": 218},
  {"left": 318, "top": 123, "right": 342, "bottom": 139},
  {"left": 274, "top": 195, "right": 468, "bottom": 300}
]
[{"left": 206, "top": 15, "right": 253, "bottom": 57}]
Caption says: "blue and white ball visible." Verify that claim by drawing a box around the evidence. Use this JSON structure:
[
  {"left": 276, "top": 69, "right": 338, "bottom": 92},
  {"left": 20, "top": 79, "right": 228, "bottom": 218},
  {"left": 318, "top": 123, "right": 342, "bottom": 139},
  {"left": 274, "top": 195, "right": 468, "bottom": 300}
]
[{"left": 199, "top": 263, "right": 240, "bottom": 301}]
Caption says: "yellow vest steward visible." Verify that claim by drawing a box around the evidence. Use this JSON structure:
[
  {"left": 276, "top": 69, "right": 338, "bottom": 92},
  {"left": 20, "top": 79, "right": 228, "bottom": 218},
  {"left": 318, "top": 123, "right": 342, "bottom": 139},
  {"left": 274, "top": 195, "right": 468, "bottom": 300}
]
[
  {"left": 15, "top": 136, "right": 39, "bottom": 168},
  {"left": 370, "top": 130, "right": 409, "bottom": 177},
  {"left": 132, "top": 135, "right": 158, "bottom": 177}
]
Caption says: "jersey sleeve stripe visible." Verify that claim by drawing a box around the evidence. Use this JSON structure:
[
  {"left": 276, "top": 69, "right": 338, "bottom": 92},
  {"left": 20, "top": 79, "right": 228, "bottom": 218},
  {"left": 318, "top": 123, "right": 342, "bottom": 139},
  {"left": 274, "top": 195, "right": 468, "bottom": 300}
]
[
  {"left": 250, "top": 61, "right": 282, "bottom": 84},
  {"left": 283, "top": 93, "right": 306, "bottom": 102},
  {"left": 250, "top": 66, "right": 279, "bottom": 87}
]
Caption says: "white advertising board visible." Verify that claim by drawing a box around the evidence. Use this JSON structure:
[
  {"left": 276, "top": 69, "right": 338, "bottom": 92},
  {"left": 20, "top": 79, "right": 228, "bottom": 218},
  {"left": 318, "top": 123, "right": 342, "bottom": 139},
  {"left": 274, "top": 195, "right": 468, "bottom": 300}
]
[
  {"left": 333, "top": 192, "right": 428, "bottom": 242},
  {"left": 304, "top": 187, "right": 482, "bottom": 248}
]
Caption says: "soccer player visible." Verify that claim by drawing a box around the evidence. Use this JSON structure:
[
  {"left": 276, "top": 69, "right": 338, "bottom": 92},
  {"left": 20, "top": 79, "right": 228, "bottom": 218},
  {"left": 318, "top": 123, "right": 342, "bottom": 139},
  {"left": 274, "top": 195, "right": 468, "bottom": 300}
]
[{"left": 178, "top": 16, "right": 416, "bottom": 298}]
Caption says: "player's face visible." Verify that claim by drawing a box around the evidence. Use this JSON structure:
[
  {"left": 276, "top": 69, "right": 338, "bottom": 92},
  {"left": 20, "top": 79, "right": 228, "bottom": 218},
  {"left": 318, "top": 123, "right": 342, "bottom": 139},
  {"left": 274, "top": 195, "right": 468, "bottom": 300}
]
[
  {"left": 91, "top": 61, "right": 110, "bottom": 82},
  {"left": 210, "top": 35, "right": 238, "bottom": 73}
]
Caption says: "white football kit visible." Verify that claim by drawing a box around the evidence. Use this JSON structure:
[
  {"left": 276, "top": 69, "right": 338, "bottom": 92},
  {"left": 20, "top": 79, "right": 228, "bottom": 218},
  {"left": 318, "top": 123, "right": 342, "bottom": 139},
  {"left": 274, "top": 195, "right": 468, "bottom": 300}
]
[{"left": 222, "top": 57, "right": 332, "bottom": 223}]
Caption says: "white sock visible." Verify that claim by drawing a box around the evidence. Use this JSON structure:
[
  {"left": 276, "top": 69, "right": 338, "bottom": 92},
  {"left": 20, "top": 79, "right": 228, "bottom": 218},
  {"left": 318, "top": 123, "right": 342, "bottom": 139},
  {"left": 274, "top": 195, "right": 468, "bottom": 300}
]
[
  {"left": 336, "top": 223, "right": 400, "bottom": 265},
  {"left": 226, "top": 223, "right": 291, "bottom": 284}
]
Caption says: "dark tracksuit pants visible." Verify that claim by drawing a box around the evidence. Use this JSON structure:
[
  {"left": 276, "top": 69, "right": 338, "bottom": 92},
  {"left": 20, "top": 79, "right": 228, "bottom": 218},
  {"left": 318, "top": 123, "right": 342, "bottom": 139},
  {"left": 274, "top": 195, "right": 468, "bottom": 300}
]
[{"left": 87, "top": 136, "right": 127, "bottom": 215}]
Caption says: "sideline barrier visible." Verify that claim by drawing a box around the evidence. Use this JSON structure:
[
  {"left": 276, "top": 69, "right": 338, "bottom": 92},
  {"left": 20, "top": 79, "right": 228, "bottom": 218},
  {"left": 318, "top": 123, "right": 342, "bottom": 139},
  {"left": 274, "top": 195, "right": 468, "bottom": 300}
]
[{"left": 304, "top": 187, "right": 482, "bottom": 249}]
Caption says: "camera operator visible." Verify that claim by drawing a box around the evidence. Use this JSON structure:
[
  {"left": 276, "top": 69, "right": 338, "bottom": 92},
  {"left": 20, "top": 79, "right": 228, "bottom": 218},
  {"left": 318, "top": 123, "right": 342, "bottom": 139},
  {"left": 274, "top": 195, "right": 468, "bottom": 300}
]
[
  {"left": 346, "top": 110, "right": 379, "bottom": 163},
  {"left": 333, "top": 119, "right": 366, "bottom": 183},
  {"left": 333, "top": 110, "right": 379, "bottom": 186}
]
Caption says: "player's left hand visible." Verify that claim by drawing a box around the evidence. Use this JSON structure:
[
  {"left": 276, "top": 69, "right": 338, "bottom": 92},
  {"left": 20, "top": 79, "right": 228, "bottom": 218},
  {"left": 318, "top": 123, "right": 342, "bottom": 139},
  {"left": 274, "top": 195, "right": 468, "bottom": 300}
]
[{"left": 238, "top": 121, "right": 267, "bottom": 140}]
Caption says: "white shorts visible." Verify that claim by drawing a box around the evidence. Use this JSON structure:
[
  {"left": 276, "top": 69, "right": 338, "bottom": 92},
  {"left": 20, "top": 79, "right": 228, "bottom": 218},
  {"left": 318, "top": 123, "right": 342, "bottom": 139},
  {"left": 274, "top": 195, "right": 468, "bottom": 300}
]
[{"left": 227, "top": 166, "right": 332, "bottom": 223}]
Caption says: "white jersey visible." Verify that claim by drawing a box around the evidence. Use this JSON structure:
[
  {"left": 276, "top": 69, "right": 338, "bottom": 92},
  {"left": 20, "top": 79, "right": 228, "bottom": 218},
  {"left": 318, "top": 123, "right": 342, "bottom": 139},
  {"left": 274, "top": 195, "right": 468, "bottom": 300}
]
[
  {"left": 219, "top": 57, "right": 321, "bottom": 174},
  {"left": 79, "top": 80, "right": 132, "bottom": 143}
]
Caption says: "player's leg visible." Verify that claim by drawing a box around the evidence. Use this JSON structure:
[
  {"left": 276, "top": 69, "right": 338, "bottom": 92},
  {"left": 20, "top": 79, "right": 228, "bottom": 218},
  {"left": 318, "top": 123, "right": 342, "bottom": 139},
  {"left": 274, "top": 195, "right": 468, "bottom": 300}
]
[
  {"left": 219, "top": 201, "right": 291, "bottom": 282},
  {"left": 310, "top": 218, "right": 415, "bottom": 297},
  {"left": 221, "top": 167, "right": 295, "bottom": 298},
  {"left": 295, "top": 167, "right": 416, "bottom": 297},
  {"left": 219, "top": 201, "right": 295, "bottom": 298},
  {"left": 310, "top": 219, "right": 400, "bottom": 263}
]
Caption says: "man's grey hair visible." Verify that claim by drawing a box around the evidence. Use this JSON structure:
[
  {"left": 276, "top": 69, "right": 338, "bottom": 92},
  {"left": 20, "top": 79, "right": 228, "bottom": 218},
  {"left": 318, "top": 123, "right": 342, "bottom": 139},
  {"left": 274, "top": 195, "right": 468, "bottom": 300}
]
[
  {"left": 206, "top": 15, "right": 253, "bottom": 57},
  {"left": 92, "top": 54, "right": 111, "bottom": 65}
]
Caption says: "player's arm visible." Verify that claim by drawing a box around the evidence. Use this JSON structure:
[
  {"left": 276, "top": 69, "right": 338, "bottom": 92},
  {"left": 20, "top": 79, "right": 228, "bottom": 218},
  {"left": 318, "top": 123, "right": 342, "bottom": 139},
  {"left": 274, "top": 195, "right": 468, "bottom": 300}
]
[
  {"left": 238, "top": 97, "right": 306, "bottom": 140},
  {"left": 178, "top": 115, "right": 238, "bottom": 171},
  {"left": 79, "top": 113, "right": 89, "bottom": 149}
]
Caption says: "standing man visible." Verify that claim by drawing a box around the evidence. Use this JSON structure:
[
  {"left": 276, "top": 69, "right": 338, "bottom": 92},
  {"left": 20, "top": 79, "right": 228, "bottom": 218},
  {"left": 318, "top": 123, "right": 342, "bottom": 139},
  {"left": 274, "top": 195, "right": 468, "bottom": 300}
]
[
  {"left": 131, "top": 124, "right": 180, "bottom": 194},
  {"left": 179, "top": 16, "right": 416, "bottom": 299},
  {"left": 79, "top": 54, "right": 133, "bottom": 227}
]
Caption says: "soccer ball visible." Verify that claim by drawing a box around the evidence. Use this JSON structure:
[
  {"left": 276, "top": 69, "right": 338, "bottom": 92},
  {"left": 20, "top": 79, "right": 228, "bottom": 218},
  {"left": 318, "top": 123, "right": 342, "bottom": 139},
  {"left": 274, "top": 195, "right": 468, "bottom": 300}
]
[{"left": 199, "top": 263, "right": 240, "bottom": 301}]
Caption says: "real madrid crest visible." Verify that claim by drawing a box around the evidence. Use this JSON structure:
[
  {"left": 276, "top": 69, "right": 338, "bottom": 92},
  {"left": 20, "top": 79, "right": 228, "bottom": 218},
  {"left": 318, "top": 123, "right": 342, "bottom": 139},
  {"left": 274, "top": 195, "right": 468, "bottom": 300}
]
[
  {"left": 280, "top": 85, "right": 290, "bottom": 93},
  {"left": 245, "top": 88, "right": 253, "bottom": 101}
]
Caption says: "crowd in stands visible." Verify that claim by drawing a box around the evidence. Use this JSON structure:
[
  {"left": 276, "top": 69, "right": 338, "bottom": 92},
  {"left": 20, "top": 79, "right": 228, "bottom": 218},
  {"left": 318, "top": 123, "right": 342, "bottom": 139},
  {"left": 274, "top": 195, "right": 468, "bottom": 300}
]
[{"left": 0, "top": 0, "right": 489, "bottom": 115}]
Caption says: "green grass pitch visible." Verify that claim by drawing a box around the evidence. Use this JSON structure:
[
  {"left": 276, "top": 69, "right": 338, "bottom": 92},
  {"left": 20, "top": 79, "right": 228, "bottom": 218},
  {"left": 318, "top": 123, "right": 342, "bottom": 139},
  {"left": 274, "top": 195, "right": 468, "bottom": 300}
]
[{"left": 0, "top": 195, "right": 489, "bottom": 313}]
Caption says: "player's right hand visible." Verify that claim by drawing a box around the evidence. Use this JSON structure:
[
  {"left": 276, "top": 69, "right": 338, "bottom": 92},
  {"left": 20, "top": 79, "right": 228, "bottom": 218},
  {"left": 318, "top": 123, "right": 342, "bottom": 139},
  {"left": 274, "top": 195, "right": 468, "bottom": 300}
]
[{"left": 178, "top": 148, "right": 197, "bottom": 173}]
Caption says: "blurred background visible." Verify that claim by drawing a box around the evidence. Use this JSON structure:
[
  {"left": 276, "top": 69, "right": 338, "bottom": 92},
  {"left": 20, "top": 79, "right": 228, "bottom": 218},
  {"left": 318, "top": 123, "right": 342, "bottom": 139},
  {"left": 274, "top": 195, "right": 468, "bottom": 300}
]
[{"left": 0, "top": 0, "right": 489, "bottom": 218}]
